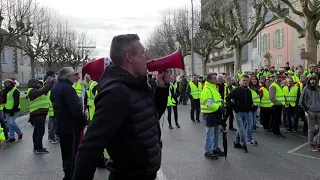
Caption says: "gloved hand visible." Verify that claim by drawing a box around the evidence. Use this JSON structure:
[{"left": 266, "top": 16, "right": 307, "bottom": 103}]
[{"left": 218, "top": 106, "right": 225, "bottom": 114}]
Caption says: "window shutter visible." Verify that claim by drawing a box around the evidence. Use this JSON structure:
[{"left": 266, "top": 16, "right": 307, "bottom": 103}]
[
  {"left": 273, "top": 30, "right": 276, "bottom": 49},
  {"left": 279, "top": 28, "right": 283, "bottom": 48},
  {"left": 266, "top": 33, "right": 270, "bottom": 50},
  {"left": 261, "top": 34, "right": 264, "bottom": 52}
]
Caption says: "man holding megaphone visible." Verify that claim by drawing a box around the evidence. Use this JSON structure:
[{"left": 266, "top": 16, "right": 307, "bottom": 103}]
[{"left": 73, "top": 34, "right": 185, "bottom": 180}]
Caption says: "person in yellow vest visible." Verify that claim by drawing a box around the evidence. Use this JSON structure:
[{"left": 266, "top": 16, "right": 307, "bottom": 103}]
[
  {"left": 167, "top": 76, "right": 180, "bottom": 129},
  {"left": 201, "top": 73, "right": 225, "bottom": 159},
  {"left": 296, "top": 75, "right": 308, "bottom": 134},
  {"left": 248, "top": 76, "right": 259, "bottom": 146},
  {"left": 72, "top": 73, "right": 86, "bottom": 109},
  {"left": 226, "top": 75, "right": 253, "bottom": 153},
  {"left": 283, "top": 77, "right": 299, "bottom": 133},
  {"left": 259, "top": 79, "right": 273, "bottom": 132},
  {"left": 222, "top": 76, "right": 236, "bottom": 131},
  {"left": 27, "top": 78, "right": 53, "bottom": 154},
  {"left": 186, "top": 74, "right": 202, "bottom": 123},
  {"left": 0, "top": 124, "right": 5, "bottom": 148},
  {"left": 0, "top": 90, "right": 9, "bottom": 140},
  {"left": 292, "top": 68, "right": 303, "bottom": 83},
  {"left": 269, "top": 74, "right": 286, "bottom": 138},
  {"left": 2, "top": 78, "right": 22, "bottom": 143}
]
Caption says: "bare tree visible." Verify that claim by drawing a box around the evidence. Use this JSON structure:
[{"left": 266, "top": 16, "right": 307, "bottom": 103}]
[
  {"left": 264, "top": 0, "right": 320, "bottom": 65},
  {"left": 16, "top": 3, "right": 51, "bottom": 78},
  {"left": 201, "top": 0, "right": 276, "bottom": 76},
  {"left": 194, "top": 30, "right": 222, "bottom": 75},
  {"left": 0, "top": 0, "right": 33, "bottom": 87}
]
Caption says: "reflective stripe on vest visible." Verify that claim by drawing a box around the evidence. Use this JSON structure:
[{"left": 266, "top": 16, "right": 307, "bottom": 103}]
[
  {"left": 72, "top": 82, "right": 83, "bottom": 97},
  {"left": 4, "top": 87, "right": 20, "bottom": 110},
  {"left": 27, "top": 88, "right": 49, "bottom": 113},
  {"left": 167, "top": 82, "right": 177, "bottom": 106},
  {"left": 249, "top": 88, "right": 260, "bottom": 106},
  {"left": 189, "top": 81, "right": 202, "bottom": 99},
  {"left": 283, "top": 85, "right": 298, "bottom": 107},
  {"left": 88, "top": 81, "right": 98, "bottom": 121},
  {"left": 47, "top": 91, "right": 54, "bottom": 117},
  {"left": 259, "top": 87, "right": 273, "bottom": 107},
  {"left": 271, "top": 82, "right": 285, "bottom": 105},
  {"left": 200, "top": 82, "right": 222, "bottom": 113}
]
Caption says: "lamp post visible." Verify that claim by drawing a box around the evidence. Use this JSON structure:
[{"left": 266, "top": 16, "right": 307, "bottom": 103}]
[{"left": 191, "top": 0, "right": 195, "bottom": 75}]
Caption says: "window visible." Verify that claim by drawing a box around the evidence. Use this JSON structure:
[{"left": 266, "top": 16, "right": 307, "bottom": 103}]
[
  {"left": 275, "top": 56, "right": 282, "bottom": 70},
  {"left": 261, "top": 33, "right": 270, "bottom": 52},
  {"left": 252, "top": 37, "right": 257, "bottom": 49},
  {"left": 273, "top": 28, "right": 283, "bottom": 49},
  {"left": 1, "top": 49, "right": 6, "bottom": 64},
  {"left": 19, "top": 50, "right": 24, "bottom": 65}
]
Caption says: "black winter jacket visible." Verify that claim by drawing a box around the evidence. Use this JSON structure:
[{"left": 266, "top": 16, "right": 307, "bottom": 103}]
[
  {"left": 50, "top": 79, "right": 87, "bottom": 135},
  {"left": 72, "top": 66, "right": 168, "bottom": 179},
  {"left": 226, "top": 86, "right": 253, "bottom": 113}
]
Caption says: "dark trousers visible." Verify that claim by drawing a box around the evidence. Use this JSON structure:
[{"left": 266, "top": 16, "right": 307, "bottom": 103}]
[
  {"left": 167, "top": 106, "right": 178, "bottom": 125},
  {"left": 0, "top": 113, "right": 9, "bottom": 139},
  {"left": 272, "top": 106, "right": 282, "bottom": 135},
  {"left": 285, "top": 106, "right": 298, "bottom": 130},
  {"left": 59, "top": 131, "right": 82, "bottom": 180},
  {"left": 179, "top": 92, "right": 187, "bottom": 105},
  {"left": 190, "top": 99, "right": 200, "bottom": 121},
  {"left": 109, "top": 172, "right": 157, "bottom": 180},
  {"left": 261, "top": 108, "right": 272, "bottom": 130},
  {"left": 32, "top": 115, "right": 46, "bottom": 150},
  {"left": 298, "top": 107, "right": 308, "bottom": 132},
  {"left": 223, "top": 106, "right": 234, "bottom": 129}
]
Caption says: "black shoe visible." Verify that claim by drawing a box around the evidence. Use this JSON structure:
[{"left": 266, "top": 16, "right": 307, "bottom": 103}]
[
  {"left": 247, "top": 141, "right": 258, "bottom": 146},
  {"left": 278, "top": 133, "right": 285, "bottom": 138},
  {"left": 233, "top": 142, "right": 242, "bottom": 149},
  {"left": 212, "top": 148, "right": 224, "bottom": 156},
  {"left": 176, "top": 124, "right": 180, "bottom": 128},
  {"left": 229, "top": 127, "right": 237, "bottom": 131},
  {"left": 35, "top": 148, "right": 49, "bottom": 154},
  {"left": 191, "top": 119, "right": 195, "bottom": 123},
  {"left": 242, "top": 145, "right": 248, "bottom": 153},
  {"left": 169, "top": 125, "right": 173, "bottom": 129},
  {"left": 204, "top": 152, "right": 218, "bottom": 159},
  {"left": 285, "top": 129, "right": 292, "bottom": 133},
  {"left": 196, "top": 119, "right": 200, "bottom": 123}
]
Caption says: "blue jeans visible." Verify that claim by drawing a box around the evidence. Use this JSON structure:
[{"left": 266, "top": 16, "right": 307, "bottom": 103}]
[
  {"left": 246, "top": 111, "right": 256, "bottom": 143},
  {"left": 234, "top": 112, "right": 251, "bottom": 146},
  {"left": 5, "top": 112, "right": 22, "bottom": 139},
  {"left": 205, "top": 126, "right": 219, "bottom": 153},
  {"left": 314, "top": 131, "right": 320, "bottom": 144}
]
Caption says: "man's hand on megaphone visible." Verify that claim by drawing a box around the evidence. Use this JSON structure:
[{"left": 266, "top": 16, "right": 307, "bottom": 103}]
[{"left": 156, "top": 71, "right": 171, "bottom": 88}]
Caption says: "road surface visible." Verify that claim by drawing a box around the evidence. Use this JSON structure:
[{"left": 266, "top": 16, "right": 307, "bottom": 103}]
[{"left": 1, "top": 105, "right": 319, "bottom": 180}]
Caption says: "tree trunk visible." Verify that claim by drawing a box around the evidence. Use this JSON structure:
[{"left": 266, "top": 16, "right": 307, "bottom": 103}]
[
  {"left": 304, "top": 23, "right": 318, "bottom": 67},
  {"left": 30, "top": 56, "right": 36, "bottom": 78},
  {"left": 233, "top": 47, "right": 242, "bottom": 78},
  {"left": 0, "top": 48, "right": 2, "bottom": 89},
  {"left": 202, "top": 60, "right": 207, "bottom": 75}
]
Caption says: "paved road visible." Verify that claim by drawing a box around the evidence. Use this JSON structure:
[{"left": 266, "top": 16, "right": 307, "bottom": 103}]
[{"left": 1, "top": 105, "right": 320, "bottom": 180}]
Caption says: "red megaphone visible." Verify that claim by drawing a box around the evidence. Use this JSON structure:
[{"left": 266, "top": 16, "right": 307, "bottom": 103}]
[{"left": 147, "top": 50, "right": 184, "bottom": 72}]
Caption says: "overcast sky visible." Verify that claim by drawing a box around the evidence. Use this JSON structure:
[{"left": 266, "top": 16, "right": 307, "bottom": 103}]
[{"left": 38, "top": 0, "right": 194, "bottom": 57}]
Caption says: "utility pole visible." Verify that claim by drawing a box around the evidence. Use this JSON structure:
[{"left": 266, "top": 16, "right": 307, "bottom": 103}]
[
  {"left": 78, "top": 46, "right": 96, "bottom": 66},
  {"left": 191, "top": 0, "right": 195, "bottom": 76}
]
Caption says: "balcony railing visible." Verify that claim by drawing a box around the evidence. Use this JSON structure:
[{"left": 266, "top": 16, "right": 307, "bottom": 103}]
[{"left": 210, "top": 52, "right": 234, "bottom": 62}]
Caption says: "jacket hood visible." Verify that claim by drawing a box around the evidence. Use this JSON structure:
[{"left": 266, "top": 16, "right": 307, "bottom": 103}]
[
  {"left": 306, "top": 74, "right": 319, "bottom": 89},
  {"left": 98, "top": 66, "right": 148, "bottom": 91}
]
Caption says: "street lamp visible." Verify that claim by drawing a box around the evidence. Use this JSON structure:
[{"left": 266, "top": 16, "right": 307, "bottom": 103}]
[{"left": 191, "top": 0, "right": 195, "bottom": 75}]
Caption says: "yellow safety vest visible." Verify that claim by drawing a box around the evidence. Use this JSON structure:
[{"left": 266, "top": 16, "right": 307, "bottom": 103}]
[
  {"left": 72, "top": 81, "right": 83, "bottom": 97},
  {"left": 47, "top": 91, "right": 54, "bottom": 117},
  {"left": 297, "top": 82, "right": 304, "bottom": 92},
  {"left": 27, "top": 88, "right": 49, "bottom": 113},
  {"left": 189, "top": 81, "right": 202, "bottom": 99},
  {"left": 0, "top": 124, "right": 5, "bottom": 141},
  {"left": 249, "top": 88, "right": 260, "bottom": 106},
  {"left": 283, "top": 85, "right": 298, "bottom": 107},
  {"left": 259, "top": 87, "right": 273, "bottom": 107},
  {"left": 167, "top": 82, "right": 178, "bottom": 106},
  {"left": 4, "top": 87, "right": 20, "bottom": 110},
  {"left": 88, "top": 81, "right": 98, "bottom": 121},
  {"left": 292, "top": 75, "right": 299, "bottom": 83},
  {"left": 0, "top": 104, "right": 4, "bottom": 110},
  {"left": 224, "top": 84, "right": 235, "bottom": 103},
  {"left": 200, "top": 81, "right": 222, "bottom": 113},
  {"left": 270, "top": 82, "right": 285, "bottom": 105}
]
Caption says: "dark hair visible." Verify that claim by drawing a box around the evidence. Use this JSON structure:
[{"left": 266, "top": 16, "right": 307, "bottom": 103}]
[
  {"left": 147, "top": 74, "right": 152, "bottom": 78},
  {"left": 241, "top": 75, "right": 249, "bottom": 79},
  {"left": 206, "top": 73, "right": 216, "bottom": 81},
  {"left": 110, "top": 34, "right": 140, "bottom": 66},
  {"left": 249, "top": 75, "right": 259, "bottom": 86}
]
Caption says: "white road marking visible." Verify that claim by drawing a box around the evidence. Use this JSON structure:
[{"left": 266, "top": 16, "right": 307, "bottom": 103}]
[
  {"left": 287, "top": 142, "right": 320, "bottom": 160},
  {"left": 157, "top": 168, "right": 168, "bottom": 180},
  {"left": 289, "top": 152, "right": 320, "bottom": 160},
  {"left": 287, "top": 142, "right": 309, "bottom": 153}
]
